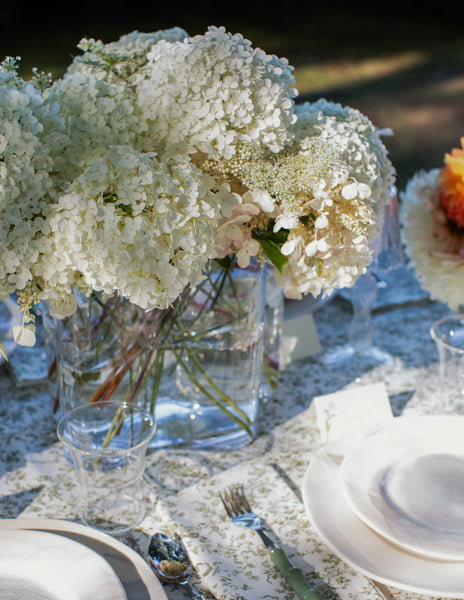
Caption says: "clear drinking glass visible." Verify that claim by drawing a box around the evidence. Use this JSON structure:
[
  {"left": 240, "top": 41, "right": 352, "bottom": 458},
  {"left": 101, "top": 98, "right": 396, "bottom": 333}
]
[
  {"left": 430, "top": 315, "right": 464, "bottom": 413},
  {"left": 57, "top": 401, "right": 156, "bottom": 534}
]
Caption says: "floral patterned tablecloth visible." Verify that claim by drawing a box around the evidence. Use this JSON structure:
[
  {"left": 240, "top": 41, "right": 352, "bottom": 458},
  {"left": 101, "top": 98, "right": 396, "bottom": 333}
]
[{"left": 0, "top": 266, "right": 457, "bottom": 600}]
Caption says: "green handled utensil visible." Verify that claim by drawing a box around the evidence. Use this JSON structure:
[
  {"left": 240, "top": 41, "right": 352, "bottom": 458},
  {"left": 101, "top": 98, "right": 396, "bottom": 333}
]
[{"left": 219, "top": 485, "right": 321, "bottom": 600}]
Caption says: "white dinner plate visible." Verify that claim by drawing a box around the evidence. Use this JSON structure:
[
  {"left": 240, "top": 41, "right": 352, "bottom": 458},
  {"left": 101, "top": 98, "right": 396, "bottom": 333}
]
[
  {"left": 302, "top": 439, "right": 464, "bottom": 598},
  {"left": 339, "top": 415, "right": 464, "bottom": 561},
  {"left": 0, "top": 529, "right": 126, "bottom": 600},
  {"left": 0, "top": 519, "right": 167, "bottom": 600}
]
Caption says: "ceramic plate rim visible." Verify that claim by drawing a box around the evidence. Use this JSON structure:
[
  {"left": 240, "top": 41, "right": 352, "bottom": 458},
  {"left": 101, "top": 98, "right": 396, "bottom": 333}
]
[
  {"left": 0, "top": 519, "right": 167, "bottom": 600},
  {"left": 302, "top": 439, "right": 464, "bottom": 598},
  {"left": 339, "top": 415, "right": 464, "bottom": 561},
  {"left": 0, "top": 528, "right": 127, "bottom": 600}
]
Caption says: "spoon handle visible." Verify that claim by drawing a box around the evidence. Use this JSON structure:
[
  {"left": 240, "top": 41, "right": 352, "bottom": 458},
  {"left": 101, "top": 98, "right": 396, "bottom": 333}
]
[
  {"left": 185, "top": 581, "right": 209, "bottom": 600},
  {"left": 174, "top": 533, "right": 216, "bottom": 600}
]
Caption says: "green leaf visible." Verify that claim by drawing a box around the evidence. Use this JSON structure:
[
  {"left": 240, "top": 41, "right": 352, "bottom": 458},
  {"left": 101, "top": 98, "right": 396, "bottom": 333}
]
[
  {"left": 299, "top": 214, "right": 312, "bottom": 226},
  {"left": 0, "top": 342, "right": 7, "bottom": 362},
  {"left": 214, "top": 255, "right": 233, "bottom": 270},
  {"left": 271, "top": 228, "right": 290, "bottom": 244},
  {"left": 252, "top": 232, "right": 288, "bottom": 272},
  {"left": 254, "top": 220, "right": 289, "bottom": 243}
]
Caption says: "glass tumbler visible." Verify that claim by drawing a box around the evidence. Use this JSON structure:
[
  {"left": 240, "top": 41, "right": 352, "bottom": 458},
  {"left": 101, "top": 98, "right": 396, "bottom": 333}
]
[
  {"left": 57, "top": 401, "right": 156, "bottom": 534},
  {"left": 430, "top": 315, "right": 464, "bottom": 413}
]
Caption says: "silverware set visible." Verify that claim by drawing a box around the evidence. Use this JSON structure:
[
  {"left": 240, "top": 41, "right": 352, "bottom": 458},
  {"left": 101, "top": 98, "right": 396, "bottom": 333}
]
[{"left": 146, "top": 471, "right": 395, "bottom": 600}]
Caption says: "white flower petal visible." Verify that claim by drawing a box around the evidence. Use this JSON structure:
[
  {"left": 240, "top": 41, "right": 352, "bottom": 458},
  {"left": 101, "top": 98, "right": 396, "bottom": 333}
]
[
  {"left": 315, "top": 214, "right": 329, "bottom": 229},
  {"left": 341, "top": 182, "right": 358, "bottom": 200},
  {"left": 243, "top": 190, "right": 275, "bottom": 213},
  {"left": 13, "top": 324, "right": 36, "bottom": 347},
  {"left": 281, "top": 239, "right": 297, "bottom": 256}
]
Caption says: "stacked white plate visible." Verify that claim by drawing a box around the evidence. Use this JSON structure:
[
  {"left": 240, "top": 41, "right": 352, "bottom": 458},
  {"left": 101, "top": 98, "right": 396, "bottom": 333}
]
[
  {"left": 0, "top": 519, "right": 167, "bottom": 600},
  {"left": 302, "top": 415, "right": 464, "bottom": 597}
]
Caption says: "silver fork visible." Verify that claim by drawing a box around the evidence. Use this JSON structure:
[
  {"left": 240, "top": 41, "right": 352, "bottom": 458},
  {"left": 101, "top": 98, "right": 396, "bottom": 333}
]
[{"left": 219, "top": 485, "right": 322, "bottom": 600}]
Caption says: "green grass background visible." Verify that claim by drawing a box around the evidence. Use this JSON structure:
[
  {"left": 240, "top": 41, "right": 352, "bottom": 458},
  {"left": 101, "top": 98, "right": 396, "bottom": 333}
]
[{"left": 2, "top": 2, "right": 464, "bottom": 190}]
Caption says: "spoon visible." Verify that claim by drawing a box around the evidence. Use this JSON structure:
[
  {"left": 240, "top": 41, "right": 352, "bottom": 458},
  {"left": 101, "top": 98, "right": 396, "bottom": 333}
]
[{"left": 148, "top": 532, "right": 209, "bottom": 599}]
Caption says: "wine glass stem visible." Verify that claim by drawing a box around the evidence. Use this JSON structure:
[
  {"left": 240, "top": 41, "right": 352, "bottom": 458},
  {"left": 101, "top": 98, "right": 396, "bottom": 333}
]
[{"left": 348, "top": 272, "right": 377, "bottom": 349}]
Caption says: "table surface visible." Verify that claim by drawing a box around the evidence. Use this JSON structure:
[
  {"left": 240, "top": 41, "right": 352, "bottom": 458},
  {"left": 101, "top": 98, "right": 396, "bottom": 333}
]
[{"left": 0, "top": 265, "right": 457, "bottom": 600}]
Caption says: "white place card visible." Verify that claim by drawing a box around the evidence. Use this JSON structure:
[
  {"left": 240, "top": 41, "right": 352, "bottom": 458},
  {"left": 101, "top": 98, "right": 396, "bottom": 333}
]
[
  {"left": 281, "top": 313, "right": 322, "bottom": 365},
  {"left": 311, "top": 381, "right": 393, "bottom": 443}
]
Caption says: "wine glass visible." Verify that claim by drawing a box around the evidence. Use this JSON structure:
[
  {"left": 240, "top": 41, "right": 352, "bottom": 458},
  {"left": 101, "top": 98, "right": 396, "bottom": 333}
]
[{"left": 324, "top": 185, "right": 404, "bottom": 369}]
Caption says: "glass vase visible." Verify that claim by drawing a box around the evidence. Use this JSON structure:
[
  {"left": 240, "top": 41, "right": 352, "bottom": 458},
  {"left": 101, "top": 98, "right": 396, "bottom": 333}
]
[{"left": 43, "top": 259, "right": 267, "bottom": 450}]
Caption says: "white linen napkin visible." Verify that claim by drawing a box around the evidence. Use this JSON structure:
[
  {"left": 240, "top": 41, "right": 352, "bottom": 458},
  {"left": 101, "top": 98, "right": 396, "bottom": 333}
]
[{"left": 141, "top": 458, "right": 382, "bottom": 600}]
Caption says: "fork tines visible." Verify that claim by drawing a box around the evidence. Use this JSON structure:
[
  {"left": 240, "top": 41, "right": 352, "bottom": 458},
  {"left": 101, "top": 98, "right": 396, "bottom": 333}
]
[{"left": 219, "top": 485, "right": 253, "bottom": 517}]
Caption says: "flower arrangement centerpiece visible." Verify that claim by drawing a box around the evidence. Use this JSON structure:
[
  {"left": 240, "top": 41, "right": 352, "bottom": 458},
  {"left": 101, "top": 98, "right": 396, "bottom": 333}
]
[
  {"left": 0, "top": 27, "right": 395, "bottom": 448},
  {"left": 400, "top": 139, "right": 464, "bottom": 312}
]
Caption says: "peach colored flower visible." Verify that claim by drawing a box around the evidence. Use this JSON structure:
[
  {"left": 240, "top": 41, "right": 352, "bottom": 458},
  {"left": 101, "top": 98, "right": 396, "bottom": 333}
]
[{"left": 439, "top": 137, "right": 464, "bottom": 228}]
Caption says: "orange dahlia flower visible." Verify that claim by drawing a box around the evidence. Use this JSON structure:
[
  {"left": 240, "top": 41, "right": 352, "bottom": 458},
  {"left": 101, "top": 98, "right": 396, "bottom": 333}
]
[{"left": 439, "top": 137, "right": 464, "bottom": 228}]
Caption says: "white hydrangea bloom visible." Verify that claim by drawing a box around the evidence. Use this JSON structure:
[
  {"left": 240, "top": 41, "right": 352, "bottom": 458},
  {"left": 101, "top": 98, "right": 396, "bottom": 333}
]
[
  {"left": 292, "top": 99, "right": 394, "bottom": 227},
  {"left": 0, "top": 59, "right": 64, "bottom": 306},
  {"left": 66, "top": 28, "right": 189, "bottom": 80},
  {"left": 0, "top": 29, "right": 396, "bottom": 340},
  {"left": 134, "top": 26, "right": 298, "bottom": 159},
  {"left": 400, "top": 168, "right": 464, "bottom": 312},
  {"left": 112, "top": 27, "right": 189, "bottom": 50},
  {"left": 273, "top": 232, "right": 372, "bottom": 300},
  {"left": 215, "top": 201, "right": 260, "bottom": 259},
  {"left": 270, "top": 99, "right": 395, "bottom": 299},
  {"left": 44, "top": 72, "right": 144, "bottom": 185},
  {"left": 34, "top": 146, "right": 221, "bottom": 314},
  {"left": 205, "top": 97, "right": 395, "bottom": 300}
]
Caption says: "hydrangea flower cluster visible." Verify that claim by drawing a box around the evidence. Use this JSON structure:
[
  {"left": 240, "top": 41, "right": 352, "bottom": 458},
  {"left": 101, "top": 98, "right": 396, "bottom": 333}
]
[
  {"left": 204, "top": 98, "right": 395, "bottom": 299},
  {"left": 400, "top": 140, "right": 464, "bottom": 312},
  {"left": 134, "top": 27, "right": 298, "bottom": 159},
  {"left": 67, "top": 27, "right": 189, "bottom": 81},
  {"left": 0, "top": 26, "right": 395, "bottom": 349},
  {"left": 0, "top": 58, "right": 64, "bottom": 317},
  {"left": 36, "top": 146, "right": 220, "bottom": 318},
  {"left": 44, "top": 72, "right": 143, "bottom": 187}
]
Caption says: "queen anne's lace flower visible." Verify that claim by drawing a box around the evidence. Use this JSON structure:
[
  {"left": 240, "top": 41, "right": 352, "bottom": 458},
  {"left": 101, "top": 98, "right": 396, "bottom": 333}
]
[
  {"left": 400, "top": 168, "right": 464, "bottom": 312},
  {"left": 204, "top": 98, "right": 395, "bottom": 299}
]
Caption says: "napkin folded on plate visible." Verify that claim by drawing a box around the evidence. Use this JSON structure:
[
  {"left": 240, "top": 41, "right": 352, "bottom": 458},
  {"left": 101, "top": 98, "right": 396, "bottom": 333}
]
[{"left": 144, "top": 458, "right": 383, "bottom": 600}]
